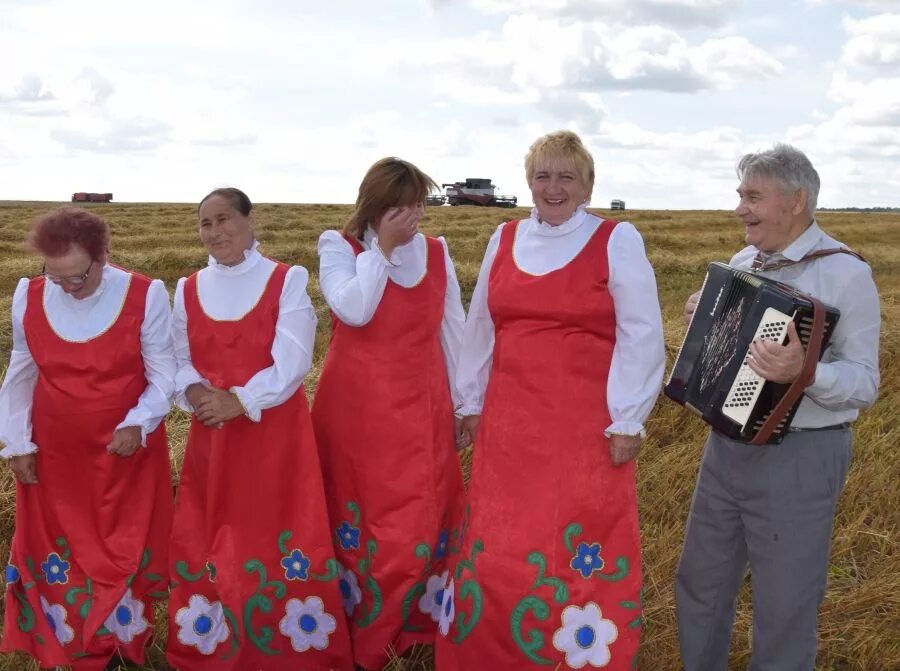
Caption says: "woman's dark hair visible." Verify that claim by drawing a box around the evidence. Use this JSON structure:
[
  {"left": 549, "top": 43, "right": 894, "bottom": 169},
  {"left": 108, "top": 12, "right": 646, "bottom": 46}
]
[
  {"left": 27, "top": 207, "right": 110, "bottom": 260},
  {"left": 198, "top": 187, "right": 252, "bottom": 216}
]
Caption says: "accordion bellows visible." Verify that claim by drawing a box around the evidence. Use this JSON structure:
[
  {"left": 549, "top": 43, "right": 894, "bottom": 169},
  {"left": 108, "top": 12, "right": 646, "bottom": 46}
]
[{"left": 664, "top": 262, "right": 840, "bottom": 444}]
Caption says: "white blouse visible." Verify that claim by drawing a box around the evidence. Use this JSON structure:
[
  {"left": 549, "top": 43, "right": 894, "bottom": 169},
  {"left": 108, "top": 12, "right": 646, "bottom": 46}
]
[
  {"left": 0, "top": 265, "right": 175, "bottom": 457},
  {"left": 173, "top": 243, "right": 317, "bottom": 422},
  {"left": 317, "top": 227, "right": 466, "bottom": 409},
  {"left": 457, "top": 206, "right": 665, "bottom": 436}
]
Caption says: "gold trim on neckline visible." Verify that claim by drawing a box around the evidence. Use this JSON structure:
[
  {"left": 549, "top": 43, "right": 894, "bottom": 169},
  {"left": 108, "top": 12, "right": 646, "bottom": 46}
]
[
  {"left": 196, "top": 264, "right": 279, "bottom": 322},
  {"left": 42, "top": 274, "right": 133, "bottom": 343},
  {"left": 511, "top": 219, "right": 603, "bottom": 278}
]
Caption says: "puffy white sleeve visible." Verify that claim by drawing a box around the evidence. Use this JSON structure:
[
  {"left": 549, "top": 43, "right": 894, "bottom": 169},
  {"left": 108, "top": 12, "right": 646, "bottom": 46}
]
[
  {"left": 317, "top": 229, "right": 393, "bottom": 327},
  {"left": 173, "top": 277, "right": 209, "bottom": 412},
  {"left": 115, "top": 279, "right": 176, "bottom": 444},
  {"left": 438, "top": 237, "right": 467, "bottom": 411},
  {"left": 605, "top": 223, "right": 665, "bottom": 436},
  {"left": 0, "top": 279, "right": 39, "bottom": 457},
  {"left": 230, "top": 266, "right": 318, "bottom": 421},
  {"left": 455, "top": 224, "right": 505, "bottom": 417}
]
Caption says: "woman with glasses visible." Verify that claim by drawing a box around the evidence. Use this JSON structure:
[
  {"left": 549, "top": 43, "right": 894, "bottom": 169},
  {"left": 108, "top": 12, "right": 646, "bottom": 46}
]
[
  {"left": 0, "top": 207, "right": 174, "bottom": 670},
  {"left": 166, "top": 188, "right": 352, "bottom": 670}
]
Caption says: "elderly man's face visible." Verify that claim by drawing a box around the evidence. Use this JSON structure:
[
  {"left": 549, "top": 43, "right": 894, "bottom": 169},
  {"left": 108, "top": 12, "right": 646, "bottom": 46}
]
[{"left": 735, "top": 174, "right": 809, "bottom": 254}]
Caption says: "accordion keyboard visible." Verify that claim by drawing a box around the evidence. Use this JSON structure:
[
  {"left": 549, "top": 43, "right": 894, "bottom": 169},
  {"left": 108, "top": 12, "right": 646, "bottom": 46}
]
[{"left": 721, "top": 307, "right": 793, "bottom": 429}]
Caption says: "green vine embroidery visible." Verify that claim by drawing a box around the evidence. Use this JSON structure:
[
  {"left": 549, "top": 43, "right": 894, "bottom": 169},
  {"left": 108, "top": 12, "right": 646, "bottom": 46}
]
[
  {"left": 563, "top": 522, "right": 630, "bottom": 582},
  {"left": 242, "top": 560, "right": 286, "bottom": 655},
  {"left": 65, "top": 578, "right": 94, "bottom": 619},
  {"left": 336, "top": 501, "right": 383, "bottom": 628},
  {"left": 400, "top": 543, "right": 432, "bottom": 632},
  {"left": 510, "top": 551, "right": 569, "bottom": 665},
  {"left": 452, "top": 538, "right": 484, "bottom": 643}
]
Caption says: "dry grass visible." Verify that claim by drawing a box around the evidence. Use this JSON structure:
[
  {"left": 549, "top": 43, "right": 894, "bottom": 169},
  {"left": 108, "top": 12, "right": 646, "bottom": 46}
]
[{"left": 0, "top": 201, "right": 897, "bottom": 671}]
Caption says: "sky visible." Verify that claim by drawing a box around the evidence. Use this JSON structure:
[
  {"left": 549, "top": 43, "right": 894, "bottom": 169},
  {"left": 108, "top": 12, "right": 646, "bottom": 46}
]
[{"left": 2, "top": 0, "right": 899, "bottom": 209}]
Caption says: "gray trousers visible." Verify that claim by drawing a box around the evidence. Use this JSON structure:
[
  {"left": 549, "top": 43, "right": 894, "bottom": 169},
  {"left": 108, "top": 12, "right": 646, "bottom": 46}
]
[{"left": 675, "top": 426, "right": 852, "bottom": 671}]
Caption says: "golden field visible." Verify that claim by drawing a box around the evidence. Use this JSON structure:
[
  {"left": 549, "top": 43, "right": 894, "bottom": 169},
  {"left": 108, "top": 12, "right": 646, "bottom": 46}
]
[{"left": 0, "top": 200, "right": 897, "bottom": 670}]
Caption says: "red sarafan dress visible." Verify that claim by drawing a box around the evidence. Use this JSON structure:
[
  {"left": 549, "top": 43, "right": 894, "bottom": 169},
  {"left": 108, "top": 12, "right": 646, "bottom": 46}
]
[
  {"left": 167, "top": 262, "right": 352, "bottom": 671},
  {"left": 312, "top": 235, "right": 465, "bottom": 670},
  {"left": 435, "top": 220, "right": 643, "bottom": 670},
  {"left": 1, "top": 273, "right": 172, "bottom": 671}
]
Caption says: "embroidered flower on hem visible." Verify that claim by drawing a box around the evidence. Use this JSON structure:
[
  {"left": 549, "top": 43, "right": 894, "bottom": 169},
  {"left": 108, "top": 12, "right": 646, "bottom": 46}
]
[
  {"left": 40, "top": 596, "right": 75, "bottom": 645},
  {"left": 5, "top": 564, "right": 19, "bottom": 584},
  {"left": 336, "top": 521, "right": 361, "bottom": 551},
  {"left": 337, "top": 563, "right": 362, "bottom": 616},
  {"left": 438, "top": 578, "right": 455, "bottom": 637},
  {"left": 279, "top": 596, "right": 337, "bottom": 652},
  {"left": 175, "top": 594, "right": 230, "bottom": 655},
  {"left": 41, "top": 552, "right": 71, "bottom": 585},
  {"left": 435, "top": 530, "right": 450, "bottom": 559},
  {"left": 570, "top": 542, "right": 605, "bottom": 579},
  {"left": 281, "top": 549, "right": 311, "bottom": 581},
  {"left": 104, "top": 588, "right": 150, "bottom": 644},
  {"left": 551, "top": 601, "right": 618, "bottom": 669},
  {"left": 418, "top": 570, "right": 450, "bottom": 623}
]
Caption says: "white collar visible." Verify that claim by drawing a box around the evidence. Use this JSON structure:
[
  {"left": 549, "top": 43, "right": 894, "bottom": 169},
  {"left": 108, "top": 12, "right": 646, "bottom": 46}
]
[
  {"left": 206, "top": 240, "right": 262, "bottom": 277},
  {"left": 528, "top": 204, "right": 590, "bottom": 237}
]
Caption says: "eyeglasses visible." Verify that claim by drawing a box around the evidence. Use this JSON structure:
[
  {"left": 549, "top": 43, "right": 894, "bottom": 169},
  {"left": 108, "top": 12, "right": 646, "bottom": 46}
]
[{"left": 41, "top": 260, "right": 94, "bottom": 286}]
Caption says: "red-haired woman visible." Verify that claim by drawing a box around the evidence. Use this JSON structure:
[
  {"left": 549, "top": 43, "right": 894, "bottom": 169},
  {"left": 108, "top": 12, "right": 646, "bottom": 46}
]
[
  {"left": 0, "top": 207, "right": 174, "bottom": 670},
  {"left": 312, "top": 158, "right": 467, "bottom": 670},
  {"left": 167, "top": 188, "right": 352, "bottom": 671}
]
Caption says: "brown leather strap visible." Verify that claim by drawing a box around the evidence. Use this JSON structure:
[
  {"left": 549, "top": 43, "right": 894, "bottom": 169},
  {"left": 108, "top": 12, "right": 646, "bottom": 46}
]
[
  {"left": 756, "top": 247, "right": 866, "bottom": 272},
  {"left": 750, "top": 297, "right": 826, "bottom": 445}
]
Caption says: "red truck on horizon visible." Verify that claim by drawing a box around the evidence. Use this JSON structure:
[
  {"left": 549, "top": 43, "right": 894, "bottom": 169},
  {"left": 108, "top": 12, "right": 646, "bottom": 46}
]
[{"left": 71, "top": 192, "right": 113, "bottom": 203}]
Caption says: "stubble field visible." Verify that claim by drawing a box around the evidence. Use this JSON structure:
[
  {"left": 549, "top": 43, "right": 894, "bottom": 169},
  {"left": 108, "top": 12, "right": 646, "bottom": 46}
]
[{"left": 0, "top": 201, "right": 897, "bottom": 670}]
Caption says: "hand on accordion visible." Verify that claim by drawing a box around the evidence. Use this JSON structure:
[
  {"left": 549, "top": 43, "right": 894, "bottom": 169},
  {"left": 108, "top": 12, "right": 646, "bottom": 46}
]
[{"left": 747, "top": 320, "right": 806, "bottom": 384}]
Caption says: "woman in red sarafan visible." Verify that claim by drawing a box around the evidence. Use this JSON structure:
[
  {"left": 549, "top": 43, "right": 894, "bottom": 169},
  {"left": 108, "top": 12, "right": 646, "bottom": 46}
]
[
  {"left": 166, "top": 188, "right": 352, "bottom": 671},
  {"left": 434, "top": 131, "right": 665, "bottom": 670},
  {"left": 312, "top": 158, "right": 467, "bottom": 670},
  {"left": 0, "top": 207, "right": 174, "bottom": 670}
]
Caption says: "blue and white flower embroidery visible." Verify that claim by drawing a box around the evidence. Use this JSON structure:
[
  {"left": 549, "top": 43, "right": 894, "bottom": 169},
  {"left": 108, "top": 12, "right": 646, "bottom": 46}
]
[
  {"left": 5, "top": 564, "right": 20, "bottom": 584},
  {"left": 418, "top": 570, "right": 450, "bottom": 622},
  {"left": 570, "top": 542, "right": 605, "bottom": 579},
  {"left": 281, "top": 549, "right": 311, "bottom": 581},
  {"left": 438, "top": 577, "right": 455, "bottom": 637},
  {"left": 335, "top": 521, "right": 360, "bottom": 551},
  {"left": 278, "top": 596, "right": 337, "bottom": 652},
  {"left": 337, "top": 563, "right": 362, "bottom": 616},
  {"left": 40, "top": 596, "right": 74, "bottom": 645},
  {"left": 175, "top": 594, "right": 230, "bottom": 655},
  {"left": 104, "top": 588, "right": 150, "bottom": 644},
  {"left": 552, "top": 602, "right": 618, "bottom": 669},
  {"left": 41, "top": 552, "right": 70, "bottom": 585},
  {"left": 435, "top": 530, "right": 450, "bottom": 559}
]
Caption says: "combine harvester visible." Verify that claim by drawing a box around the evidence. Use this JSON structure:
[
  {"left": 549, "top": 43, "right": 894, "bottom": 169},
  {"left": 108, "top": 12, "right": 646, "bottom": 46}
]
[
  {"left": 428, "top": 178, "right": 517, "bottom": 208},
  {"left": 71, "top": 192, "right": 113, "bottom": 203}
]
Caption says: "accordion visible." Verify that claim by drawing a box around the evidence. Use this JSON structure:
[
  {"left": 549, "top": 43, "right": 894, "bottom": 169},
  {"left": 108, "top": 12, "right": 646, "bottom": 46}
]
[{"left": 664, "top": 262, "right": 840, "bottom": 444}]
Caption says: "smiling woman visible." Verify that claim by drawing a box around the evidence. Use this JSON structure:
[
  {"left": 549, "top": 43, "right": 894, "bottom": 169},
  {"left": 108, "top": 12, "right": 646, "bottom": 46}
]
[{"left": 166, "top": 187, "right": 353, "bottom": 670}]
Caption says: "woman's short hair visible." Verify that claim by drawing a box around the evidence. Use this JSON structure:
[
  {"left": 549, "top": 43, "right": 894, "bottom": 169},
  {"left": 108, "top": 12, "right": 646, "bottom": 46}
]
[
  {"left": 525, "top": 130, "right": 595, "bottom": 191},
  {"left": 198, "top": 187, "right": 253, "bottom": 216},
  {"left": 27, "top": 207, "right": 110, "bottom": 260},
  {"left": 344, "top": 158, "right": 438, "bottom": 239}
]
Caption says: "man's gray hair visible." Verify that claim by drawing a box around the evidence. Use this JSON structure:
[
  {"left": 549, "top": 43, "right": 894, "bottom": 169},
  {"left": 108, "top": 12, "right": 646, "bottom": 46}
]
[{"left": 736, "top": 143, "right": 820, "bottom": 216}]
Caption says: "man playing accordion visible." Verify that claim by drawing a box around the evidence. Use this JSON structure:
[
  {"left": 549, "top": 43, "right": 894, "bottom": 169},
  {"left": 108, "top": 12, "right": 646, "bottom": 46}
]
[{"left": 676, "top": 144, "right": 880, "bottom": 671}]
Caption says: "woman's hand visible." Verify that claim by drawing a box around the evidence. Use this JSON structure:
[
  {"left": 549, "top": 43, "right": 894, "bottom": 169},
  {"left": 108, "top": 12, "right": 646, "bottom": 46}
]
[
  {"left": 185, "top": 382, "right": 212, "bottom": 411},
  {"left": 195, "top": 388, "right": 246, "bottom": 427},
  {"left": 609, "top": 434, "right": 642, "bottom": 466},
  {"left": 9, "top": 454, "right": 37, "bottom": 484},
  {"left": 457, "top": 415, "right": 481, "bottom": 450},
  {"left": 107, "top": 426, "right": 143, "bottom": 457},
  {"left": 377, "top": 205, "right": 422, "bottom": 258}
]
